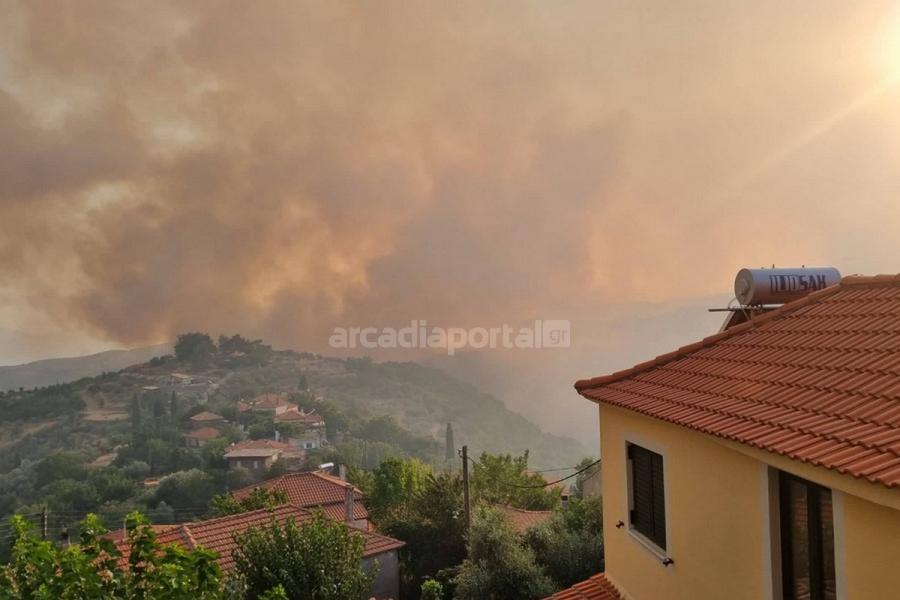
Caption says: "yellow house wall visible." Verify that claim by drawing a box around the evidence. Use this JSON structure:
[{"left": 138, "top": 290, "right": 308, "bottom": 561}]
[
  {"left": 600, "top": 404, "right": 767, "bottom": 600},
  {"left": 600, "top": 404, "right": 900, "bottom": 600},
  {"left": 841, "top": 493, "right": 900, "bottom": 599}
]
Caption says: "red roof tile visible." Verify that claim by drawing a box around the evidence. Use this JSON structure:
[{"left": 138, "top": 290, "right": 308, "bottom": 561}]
[
  {"left": 544, "top": 573, "right": 623, "bottom": 600},
  {"left": 112, "top": 505, "right": 401, "bottom": 572},
  {"left": 247, "top": 393, "right": 296, "bottom": 410},
  {"left": 185, "top": 427, "right": 221, "bottom": 441},
  {"left": 273, "top": 409, "right": 326, "bottom": 425},
  {"left": 576, "top": 275, "right": 900, "bottom": 487},
  {"left": 231, "top": 472, "right": 368, "bottom": 521},
  {"left": 228, "top": 439, "right": 292, "bottom": 452},
  {"left": 498, "top": 505, "right": 552, "bottom": 532},
  {"left": 190, "top": 411, "right": 224, "bottom": 422}
]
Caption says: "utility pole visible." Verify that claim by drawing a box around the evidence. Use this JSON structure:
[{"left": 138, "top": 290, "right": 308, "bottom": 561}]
[
  {"left": 461, "top": 445, "right": 471, "bottom": 532},
  {"left": 41, "top": 506, "right": 48, "bottom": 541}
]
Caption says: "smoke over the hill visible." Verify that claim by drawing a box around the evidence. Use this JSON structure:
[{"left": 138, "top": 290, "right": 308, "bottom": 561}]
[{"left": 2, "top": 2, "right": 900, "bottom": 441}]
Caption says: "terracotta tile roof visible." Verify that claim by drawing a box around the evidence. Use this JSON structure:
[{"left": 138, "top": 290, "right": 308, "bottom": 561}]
[
  {"left": 190, "top": 411, "right": 224, "bottom": 422},
  {"left": 249, "top": 393, "right": 296, "bottom": 409},
  {"left": 232, "top": 472, "right": 367, "bottom": 520},
  {"left": 104, "top": 524, "right": 176, "bottom": 544},
  {"left": 112, "top": 505, "right": 402, "bottom": 572},
  {"left": 498, "top": 505, "right": 552, "bottom": 532},
  {"left": 185, "top": 427, "right": 221, "bottom": 441},
  {"left": 576, "top": 274, "right": 900, "bottom": 488},
  {"left": 224, "top": 448, "right": 283, "bottom": 459},
  {"left": 320, "top": 501, "right": 369, "bottom": 522},
  {"left": 544, "top": 573, "right": 623, "bottom": 600},
  {"left": 274, "top": 409, "right": 326, "bottom": 425},
  {"left": 224, "top": 439, "right": 292, "bottom": 459},
  {"left": 228, "top": 439, "right": 292, "bottom": 452}
]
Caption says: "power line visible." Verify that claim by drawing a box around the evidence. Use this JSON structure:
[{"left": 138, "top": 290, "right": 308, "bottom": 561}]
[{"left": 467, "top": 457, "right": 601, "bottom": 489}]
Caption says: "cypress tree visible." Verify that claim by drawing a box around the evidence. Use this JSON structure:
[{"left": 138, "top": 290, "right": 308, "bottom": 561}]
[
  {"left": 131, "top": 393, "right": 142, "bottom": 432},
  {"left": 445, "top": 422, "right": 455, "bottom": 461}
]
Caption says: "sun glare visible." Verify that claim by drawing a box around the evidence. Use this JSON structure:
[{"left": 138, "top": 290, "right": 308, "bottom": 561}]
[{"left": 877, "top": 8, "right": 900, "bottom": 84}]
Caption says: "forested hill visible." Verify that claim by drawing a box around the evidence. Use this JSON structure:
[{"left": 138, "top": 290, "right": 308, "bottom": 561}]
[
  {"left": 234, "top": 355, "right": 590, "bottom": 469},
  {"left": 0, "top": 342, "right": 588, "bottom": 471}
]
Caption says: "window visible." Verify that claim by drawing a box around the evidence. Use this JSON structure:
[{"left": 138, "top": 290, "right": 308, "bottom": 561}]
[
  {"left": 627, "top": 443, "right": 666, "bottom": 550},
  {"left": 253, "top": 460, "right": 259, "bottom": 469},
  {"left": 779, "top": 472, "right": 836, "bottom": 600}
]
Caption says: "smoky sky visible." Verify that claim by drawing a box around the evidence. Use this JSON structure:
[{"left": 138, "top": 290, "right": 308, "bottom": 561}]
[{"left": 3, "top": 1, "right": 900, "bottom": 441}]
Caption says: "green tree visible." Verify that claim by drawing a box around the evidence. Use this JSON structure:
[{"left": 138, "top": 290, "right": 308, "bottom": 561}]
[
  {"left": 153, "top": 469, "right": 217, "bottom": 511},
  {"left": 471, "top": 451, "right": 559, "bottom": 511},
  {"left": 386, "top": 473, "right": 465, "bottom": 599},
  {"left": 523, "top": 495, "right": 604, "bottom": 589},
  {"left": 218, "top": 334, "right": 254, "bottom": 355},
  {"left": 89, "top": 469, "right": 136, "bottom": 504},
  {"left": 445, "top": 423, "right": 454, "bottom": 462},
  {"left": 454, "top": 507, "right": 555, "bottom": 600},
  {"left": 174, "top": 333, "right": 217, "bottom": 368},
  {"left": 212, "top": 488, "right": 288, "bottom": 516},
  {"left": 364, "top": 457, "right": 430, "bottom": 527},
  {"left": 131, "top": 393, "right": 142, "bottom": 433},
  {"left": 34, "top": 451, "right": 88, "bottom": 488},
  {"left": 0, "top": 512, "right": 224, "bottom": 599},
  {"left": 226, "top": 466, "right": 255, "bottom": 491},
  {"left": 41, "top": 479, "right": 100, "bottom": 514},
  {"left": 421, "top": 579, "right": 443, "bottom": 600},
  {"left": 571, "top": 457, "right": 601, "bottom": 499},
  {"left": 153, "top": 395, "right": 167, "bottom": 420},
  {"left": 232, "top": 510, "right": 378, "bottom": 600}
]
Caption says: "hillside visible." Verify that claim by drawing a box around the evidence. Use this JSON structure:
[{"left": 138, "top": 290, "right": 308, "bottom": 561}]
[
  {"left": 213, "top": 354, "right": 589, "bottom": 469},
  {"left": 0, "top": 346, "right": 588, "bottom": 472},
  {"left": 0, "top": 343, "right": 174, "bottom": 391}
]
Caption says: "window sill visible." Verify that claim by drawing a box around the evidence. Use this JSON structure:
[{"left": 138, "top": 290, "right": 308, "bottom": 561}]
[{"left": 627, "top": 529, "right": 668, "bottom": 562}]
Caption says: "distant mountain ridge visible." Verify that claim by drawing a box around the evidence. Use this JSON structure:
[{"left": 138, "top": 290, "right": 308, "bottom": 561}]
[{"left": 0, "top": 343, "right": 173, "bottom": 391}]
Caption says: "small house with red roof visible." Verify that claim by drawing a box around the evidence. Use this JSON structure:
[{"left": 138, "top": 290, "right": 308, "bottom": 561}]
[
  {"left": 224, "top": 439, "right": 295, "bottom": 480},
  {"left": 189, "top": 411, "right": 226, "bottom": 430},
  {"left": 111, "top": 504, "right": 403, "bottom": 599},
  {"left": 551, "top": 273, "right": 900, "bottom": 600},
  {"left": 238, "top": 393, "right": 298, "bottom": 416},
  {"left": 184, "top": 426, "right": 220, "bottom": 449},
  {"left": 231, "top": 471, "right": 369, "bottom": 529}
]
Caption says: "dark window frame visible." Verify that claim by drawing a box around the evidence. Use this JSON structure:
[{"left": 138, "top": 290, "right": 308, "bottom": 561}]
[
  {"left": 779, "top": 471, "right": 836, "bottom": 600},
  {"left": 627, "top": 442, "right": 667, "bottom": 551}
]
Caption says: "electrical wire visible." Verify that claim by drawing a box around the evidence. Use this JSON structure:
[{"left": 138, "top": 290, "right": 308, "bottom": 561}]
[{"left": 467, "top": 457, "right": 600, "bottom": 489}]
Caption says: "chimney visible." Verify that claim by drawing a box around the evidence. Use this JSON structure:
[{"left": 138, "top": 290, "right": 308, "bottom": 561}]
[
  {"left": 339, "top": 464, "right": 347, "bottom": 481},
  {"left": 344, "top": 484, "right": 354, "bottom": 525}
]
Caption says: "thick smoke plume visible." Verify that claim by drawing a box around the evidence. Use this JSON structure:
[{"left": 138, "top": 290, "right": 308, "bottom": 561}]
[{"left": 2, "top": 2, "right": 900, "bottom": 442}]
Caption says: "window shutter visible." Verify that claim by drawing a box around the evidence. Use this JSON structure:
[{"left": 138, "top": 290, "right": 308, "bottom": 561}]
[
  {"left": 650, "top": 452, "right": 666, "bottom": 548},
  {"left": 631, "top": 447, "right": 654, "bottom": 539},
  {"left": 629, "top": 444, "right": 666, "bottom": 550}
]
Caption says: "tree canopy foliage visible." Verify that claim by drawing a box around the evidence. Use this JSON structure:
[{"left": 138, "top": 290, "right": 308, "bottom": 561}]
[
  {"left": 232, "top": 510, "right": 377, "bottom": 600},
  {"left": 454, "top": 507, "right": 555, "bottom": 600},
  {"left": 471, "top": 451, "right": 560, "bottom": 511},
  {"left": 361, "top": 458, "right": 465, "bottom": 599},
  {"left": 212, "top": 487, "right": 287, "bottom": 517},
  {"left": 0, "top": 512, "right": 224, "bottom": 599},
  {"left": 523, "top": 495, "right": 605, "bottom": 589},
  {"left": 174, "top": 333, "right": 217, "bottom": 368}
]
